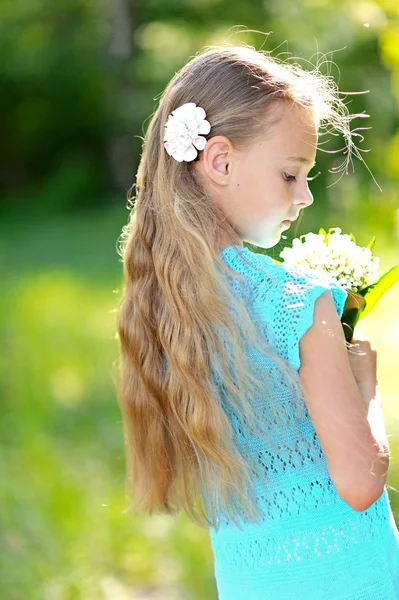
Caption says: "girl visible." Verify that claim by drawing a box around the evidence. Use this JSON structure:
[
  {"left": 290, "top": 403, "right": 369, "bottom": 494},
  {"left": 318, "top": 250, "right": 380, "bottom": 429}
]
[{"left": 116, "top": 44, "right": 399, "bottom": 598}]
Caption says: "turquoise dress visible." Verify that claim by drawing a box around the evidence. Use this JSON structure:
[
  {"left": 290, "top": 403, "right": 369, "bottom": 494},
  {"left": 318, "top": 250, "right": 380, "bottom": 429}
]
[{"left": 209, "top": 245, "right": 399, "bottom": 599}]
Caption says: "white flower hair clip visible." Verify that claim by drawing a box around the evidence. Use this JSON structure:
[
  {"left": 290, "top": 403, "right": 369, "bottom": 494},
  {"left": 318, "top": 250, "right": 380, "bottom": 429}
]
[{"left": 163, "top": 102, "right": 211, "bottom": 162}]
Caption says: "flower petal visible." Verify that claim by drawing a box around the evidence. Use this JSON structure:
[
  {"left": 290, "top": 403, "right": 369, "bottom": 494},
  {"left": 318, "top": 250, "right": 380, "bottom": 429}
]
[
  {"left": 194, "top": 106, "right": 206, "bottom": 121},
  {"left": 165, "top": 138, "right": 185, "bottom": 157},
  {"left": 164, "top": 130, "right": 181, "bottom": 143},
  {"left": 171, "top": 102, "right": 196, "bottom": 118},
  {"left": 183, "top": 145, "right": 198, "bottom": 161},
  {"left": 172, "top": 147, "right": 185, "bottom": 162},
  {"left": 164, "top": 140, "right": 178, "bottom": 156},
  {"left": 197, "top": 119, "right": 211, "bottom": 135},
  {"left": 193, "top": 136, "right": 207, "bottom": 150},
  {"left": 164, "top": 120, "right": 186, "bottom": 138},
  {"left": 185, "top": 118, "right": 198, "bottom": 133}
]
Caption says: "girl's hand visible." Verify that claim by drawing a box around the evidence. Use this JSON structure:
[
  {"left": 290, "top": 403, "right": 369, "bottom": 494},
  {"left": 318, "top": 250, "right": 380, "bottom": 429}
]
[{"left": 347, "top": 338, "right": 378, "bottom": 393}]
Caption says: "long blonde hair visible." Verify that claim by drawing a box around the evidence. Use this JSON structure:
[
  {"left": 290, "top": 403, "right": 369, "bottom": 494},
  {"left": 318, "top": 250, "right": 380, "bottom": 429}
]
[{"left": 116, "top": 44, "right": 362, "bottom": 531}]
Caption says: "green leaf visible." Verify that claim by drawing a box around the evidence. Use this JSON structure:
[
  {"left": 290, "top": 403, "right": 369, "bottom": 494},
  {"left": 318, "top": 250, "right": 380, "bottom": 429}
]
[
  {"left": 358, "top": 265, "right": 399, "bottom": 320},
  {"left": 367, "top": 236, "right": 376, "bottom": 250},
  {"left": 349, "top": 232, "right": 356, "bottom": 243}
]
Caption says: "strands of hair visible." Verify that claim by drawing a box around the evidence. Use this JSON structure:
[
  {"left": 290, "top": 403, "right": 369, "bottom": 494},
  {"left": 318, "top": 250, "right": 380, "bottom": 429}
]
[{"left": 115, "top": 42, "right": 368, "bottom": 531}]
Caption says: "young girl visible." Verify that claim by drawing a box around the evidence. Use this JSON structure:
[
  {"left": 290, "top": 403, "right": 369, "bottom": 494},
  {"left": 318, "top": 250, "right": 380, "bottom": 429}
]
[{"left": 116, "top": 44, "right": 399, "bottom": 598}]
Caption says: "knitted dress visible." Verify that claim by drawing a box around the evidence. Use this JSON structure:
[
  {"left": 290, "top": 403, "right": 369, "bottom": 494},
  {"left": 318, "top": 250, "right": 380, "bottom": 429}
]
[{"left": 208, "top": 244, "right": 399, "bottom": 600}]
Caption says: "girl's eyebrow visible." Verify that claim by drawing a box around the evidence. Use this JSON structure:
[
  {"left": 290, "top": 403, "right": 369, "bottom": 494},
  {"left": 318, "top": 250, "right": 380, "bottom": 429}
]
[{"left": 286, "top": 156, "right": 316, "bottom": 168}]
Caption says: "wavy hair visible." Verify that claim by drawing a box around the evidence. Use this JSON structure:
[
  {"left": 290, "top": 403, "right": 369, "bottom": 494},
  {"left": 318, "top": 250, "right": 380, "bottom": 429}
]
[{"left": 115, "top": 44, "right": 366, "bottom": 531}]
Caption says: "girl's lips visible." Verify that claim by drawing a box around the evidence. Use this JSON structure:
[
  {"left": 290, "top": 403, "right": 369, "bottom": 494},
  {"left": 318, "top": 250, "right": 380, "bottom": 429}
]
[{"left": 281, "top": 220, "right": 291, "bottom": 227}]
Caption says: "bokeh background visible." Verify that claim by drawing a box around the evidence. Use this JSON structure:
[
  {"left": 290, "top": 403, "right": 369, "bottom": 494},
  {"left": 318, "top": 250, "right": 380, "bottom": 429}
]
[{"left": 1, "top": 1, "right": 399, "bottom": 599}]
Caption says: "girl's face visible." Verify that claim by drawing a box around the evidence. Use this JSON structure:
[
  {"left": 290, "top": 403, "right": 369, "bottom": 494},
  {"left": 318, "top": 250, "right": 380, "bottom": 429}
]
[{"left": 194, "top": 102, "right": 318, "bottom": 251}]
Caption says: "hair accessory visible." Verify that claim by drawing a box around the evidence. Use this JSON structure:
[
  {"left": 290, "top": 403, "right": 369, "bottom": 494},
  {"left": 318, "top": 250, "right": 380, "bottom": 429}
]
[{"left": 164, "top": 102, "right": 211, "bottom": 162}]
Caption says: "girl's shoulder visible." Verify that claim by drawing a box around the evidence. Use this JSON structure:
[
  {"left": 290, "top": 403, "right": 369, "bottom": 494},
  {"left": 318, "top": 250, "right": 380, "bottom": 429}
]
[
  {"left": 219, "top": 244, "right": 346, "bottom": 297},
  {"left": 220, "top": 245, "right": 348, "bottom": 366}
]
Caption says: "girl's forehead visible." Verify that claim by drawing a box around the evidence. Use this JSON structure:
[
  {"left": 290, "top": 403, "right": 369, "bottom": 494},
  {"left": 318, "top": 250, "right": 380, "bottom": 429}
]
[
  {"left": 260, "top": 106, "right": 318, "bottom": 153},
  {"left": 273, "top": 105, "right": 316, "bottom": 136},
  {"left": 255, "top": 116, "right": 317, "bottom": 158}
]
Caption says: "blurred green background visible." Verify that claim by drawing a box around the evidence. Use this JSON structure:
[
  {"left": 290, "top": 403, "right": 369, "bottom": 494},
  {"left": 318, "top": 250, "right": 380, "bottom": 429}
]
[{"left": 1, "top": 0, "right": 399, "bottom": 598}]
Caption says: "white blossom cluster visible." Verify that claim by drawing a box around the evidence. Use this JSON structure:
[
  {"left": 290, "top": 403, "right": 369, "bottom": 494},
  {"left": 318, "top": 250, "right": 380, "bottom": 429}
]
[{"left": 279, "top": 227, "right": 380, "bottom": 292}]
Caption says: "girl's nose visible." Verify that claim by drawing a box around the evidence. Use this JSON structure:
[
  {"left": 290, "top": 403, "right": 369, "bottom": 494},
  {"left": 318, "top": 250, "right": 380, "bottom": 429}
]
[{"left": 295, "top": 185, "right": 314, "bottom": 208}]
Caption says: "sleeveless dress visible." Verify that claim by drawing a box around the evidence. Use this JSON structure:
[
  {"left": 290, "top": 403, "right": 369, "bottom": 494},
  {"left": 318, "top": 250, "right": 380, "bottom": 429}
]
[{"left": 208, "top": 244, "right": 399, "bottom": 600}]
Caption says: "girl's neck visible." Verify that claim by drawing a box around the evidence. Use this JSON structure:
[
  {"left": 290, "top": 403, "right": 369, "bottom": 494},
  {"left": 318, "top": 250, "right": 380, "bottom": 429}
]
[{"left": 216, "top": 226, "right": 243, "bottom": 254}]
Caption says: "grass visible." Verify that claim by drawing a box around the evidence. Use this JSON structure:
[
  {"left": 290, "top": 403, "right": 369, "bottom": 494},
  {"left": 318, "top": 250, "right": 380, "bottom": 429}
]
[{"left": 1, "top": 204, "right": 398, "bottom": 599}]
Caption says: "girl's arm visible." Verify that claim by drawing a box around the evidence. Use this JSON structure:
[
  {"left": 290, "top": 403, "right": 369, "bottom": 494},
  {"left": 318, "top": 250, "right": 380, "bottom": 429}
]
[
  {"left": 298, "top": 290, "right": 390, "bottom": 512},
  {"left": 356, "top": 381, "right": 390, "bottom": 500}
]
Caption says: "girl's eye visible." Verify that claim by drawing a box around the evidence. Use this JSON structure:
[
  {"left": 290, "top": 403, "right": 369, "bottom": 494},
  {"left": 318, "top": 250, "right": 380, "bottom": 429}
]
[{"left": 283, "top": 172, "right": 296, "bottom": 182}]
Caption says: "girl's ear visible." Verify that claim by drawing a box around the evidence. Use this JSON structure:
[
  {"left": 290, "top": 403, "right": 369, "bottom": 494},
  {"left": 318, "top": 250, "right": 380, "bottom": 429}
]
[{"left": 199, "top": 135, "right": 233, "bottom": 187}]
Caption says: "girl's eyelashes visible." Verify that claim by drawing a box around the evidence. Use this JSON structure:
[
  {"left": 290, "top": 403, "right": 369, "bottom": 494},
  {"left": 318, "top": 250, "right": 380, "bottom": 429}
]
[
  {"left": 283, "top": 170, "right": 321, "bottom": 183},
  {"left": 283, "top": 172, "right": 296, "bottom": 182}
]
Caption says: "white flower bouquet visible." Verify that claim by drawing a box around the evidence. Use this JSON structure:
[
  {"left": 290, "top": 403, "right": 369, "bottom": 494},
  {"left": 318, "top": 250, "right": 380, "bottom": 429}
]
[{"left": 276, "top": 227, "right": 399, "bottom": 343}]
